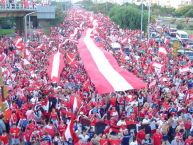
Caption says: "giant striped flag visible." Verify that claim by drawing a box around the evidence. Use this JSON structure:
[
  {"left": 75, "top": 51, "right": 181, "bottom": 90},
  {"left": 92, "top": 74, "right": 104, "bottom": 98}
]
[
  {"left": 78, "top": 29, "right": 146, "bottom": 94},
  {"left": 47, "top": 51, "right": 64, "bottom": 83}
]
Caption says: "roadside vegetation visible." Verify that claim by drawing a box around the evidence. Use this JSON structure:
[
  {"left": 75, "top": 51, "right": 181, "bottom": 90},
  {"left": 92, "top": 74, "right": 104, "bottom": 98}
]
[{"left": 78, "top": 1, "right": 193, "bottom": 33}]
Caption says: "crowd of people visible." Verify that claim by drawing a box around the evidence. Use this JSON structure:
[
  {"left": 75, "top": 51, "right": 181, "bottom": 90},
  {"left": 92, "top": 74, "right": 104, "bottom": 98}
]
[{"left": 0, "top": 8, "right": 193, "bottom": 145}]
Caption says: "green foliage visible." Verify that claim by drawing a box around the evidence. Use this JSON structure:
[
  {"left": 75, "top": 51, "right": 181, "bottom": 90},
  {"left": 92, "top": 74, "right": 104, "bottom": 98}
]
[
  {"left": 51, "top": 5, "right": 65, "bottom": 26},
  {"left": 0, "top": 18, "right": 15, "bottom": 29},
  {"left": 109, "top": 5, "right": 148, "bottom": 31},
  {"left": 170, "top": 18, "right": 176, "bottom": 24},
  {"left": 176, "top": 23, "right": 184, "bottom": 29},
  {"left": 185, "top": 8, "right": 193, "bottom": 17},
  {"left": 80, "top": 1, "right": 148, "bottom": 31},
  {"left": 175, "top": 5, "right": 193, "bottom": 17},
  {"left": 0, "top": 29, "right": 14, "bottom": 36},
  {"left": 151, "top": 15, "right": 157, "bottom": 24},
  {"left": 151, "top": 4, "right": 175, "bottom": 16},
  {"left": 188, "top": 24, "right": 193, "bottom": 30}
]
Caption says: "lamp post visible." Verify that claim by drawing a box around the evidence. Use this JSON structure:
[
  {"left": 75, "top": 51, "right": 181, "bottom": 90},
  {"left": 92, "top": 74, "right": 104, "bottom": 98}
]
[
  {"left": 140, "top": 0, "right": 144, "bottom": 39},
  {"left": 24, "top": 11, "right": 36, "bottom": 41}
]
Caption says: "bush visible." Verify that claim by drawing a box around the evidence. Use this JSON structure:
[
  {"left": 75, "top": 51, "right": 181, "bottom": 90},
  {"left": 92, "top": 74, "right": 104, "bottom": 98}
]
[
  {"left": 188, "top": 25, "right": 193, "bottom": 30},
  {"left": 176, "top": 23, "right": 184, "bottom": 30},
  {"left": 170, "top": 18, "right": 176, "bottom": 24}
]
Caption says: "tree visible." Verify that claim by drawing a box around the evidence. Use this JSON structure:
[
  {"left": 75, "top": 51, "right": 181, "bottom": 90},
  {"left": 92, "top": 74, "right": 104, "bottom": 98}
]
[
  {"left": 185, "top": 8, "right": 193, "bottom": 17},
  {"left": 51, "top": 4, "right": 65, "bottom": 25},
  {"left": 175, "top": 5, "right": 193, "bottom": 17},
  {"left": 109, "top": 5, "right": 148, "bottom": 31}
]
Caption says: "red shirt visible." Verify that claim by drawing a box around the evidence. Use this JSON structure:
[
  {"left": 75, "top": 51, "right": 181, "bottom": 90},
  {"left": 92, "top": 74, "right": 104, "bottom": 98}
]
[
  {"left": 23, "top": 131, "right": 31, "bottom": 142},
  {"left": 26, "top": 123, "right": 36, "bottom": 133},
  {"left": 100, "top": 138, "right": 108, "bottom": 145},
  {"left": 50, "top": 112, "right": 58, "bottom": 120},
  {"left": 109, "top": 138, "right": 121, "bottom": 145},
  {"left": 110, "top": 98, "right": 117, "bottom": 107},
  {"left": 58, "top": 124, "right": 66, "bottom": 136},
  {"left": 45, "top": 125, "right": 55, "bottom": 137},
  {"left": 153, "top": 132, "right": 162, "bottom": 145},
  {"left": 10, "top": 127, "right": 20, "bottom": 138},
  {"left": 185, "top": 120, "right": 192, "bottom": 130},
  {"left": 184, "top": 138, "right": 192, "bottom": 145},
  {"left": 137, "top": 130, "right": 145, "bottom": 144},
  {"left": 0, "top": 134, "right": 9, "bottom": 145}
]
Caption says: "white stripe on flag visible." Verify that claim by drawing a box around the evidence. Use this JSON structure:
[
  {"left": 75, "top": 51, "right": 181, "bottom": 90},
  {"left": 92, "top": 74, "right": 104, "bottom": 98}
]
[
  {"left": 84, "top": 29, "right": 133, "bottom": 91},
  {"left": 64, "top": 120, "right": 72, "bottom": 141},
  {"left": 51, "top": 52, "right": 60, "bottom": 79},
  {"left": 73, "top": 97, "right": 78, "bottom": 113}
]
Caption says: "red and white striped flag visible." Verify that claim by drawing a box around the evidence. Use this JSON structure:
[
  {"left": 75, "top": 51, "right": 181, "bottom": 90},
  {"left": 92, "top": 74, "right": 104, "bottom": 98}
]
[
  {"left": 179, "top": 65, "right": 190, "bottom": 74},
  {"left": 14, "top": 37, "right": 24, "bottom": 50},
  {"left": 24, "top": 49, "right": 32, "bottom": 60},
  {"left": 121, "top": 37, "right": 128, "bottom": 44},
  {"left": 0, "top": 53, "right": 6, "bottom": 65},
  {"left": 66, "top": 52, "right": 78, "bottom": 68},
  {"left": 77, "top": 28, "right": 146, "bottom": 94},
  {"left": 70, "top": 95, "right": 81, "bottom": 113},
  {"left": 158, "top": 47, "right": 167, "bottom": 55},
  {"left": 149, "top": 80, "right": 156, "bottom": 88},
  {"left": 64, "top": 117, "right": 79, "bottom": 143},
  {"left": 47, "top": 51, "right": 64, "bottom": 83}
]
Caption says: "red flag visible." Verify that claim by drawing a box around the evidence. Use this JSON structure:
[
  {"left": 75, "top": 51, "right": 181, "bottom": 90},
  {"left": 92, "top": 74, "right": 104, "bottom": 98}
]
[
  {"left": 66, "top": 52, "right": 78, "bottom": 67},
  {"left": 0, "top": 53, "right": 6, "bottom": 65},
  {"left": 47, "top": 51, "right": 64, "bottom": 83},
  {"left": 24, "top": 49, "right": 32, "bottom": 60}
]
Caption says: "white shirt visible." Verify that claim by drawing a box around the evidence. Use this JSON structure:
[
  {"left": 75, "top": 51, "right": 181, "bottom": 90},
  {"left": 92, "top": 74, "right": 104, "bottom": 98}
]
[
  {"left": 130, "top": 141, "right": 138, "bottom": 145},
  {"left": 117, "top": 120, "right": 126, "bottom": 126},
  {"left": 79, "top": 134, "right": 89, "bottom": 142}
]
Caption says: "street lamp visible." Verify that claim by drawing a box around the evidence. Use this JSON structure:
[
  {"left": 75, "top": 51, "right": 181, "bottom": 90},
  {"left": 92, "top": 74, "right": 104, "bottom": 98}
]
[
  {"left": 140, "top": 0, "right": 144, "bottom": 39},
  {"left": 24, "top": 11, "right": 36, "bottom": 41}
]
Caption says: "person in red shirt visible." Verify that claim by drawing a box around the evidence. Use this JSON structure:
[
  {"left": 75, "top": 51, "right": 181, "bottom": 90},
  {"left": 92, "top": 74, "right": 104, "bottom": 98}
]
[
  {"left": 184, "top": 135, "right": 192, "bottom": 145},
  {"left": 30, "top": 127, "right": 41, "bottom": 144},
  {"left": 137, "top": 128, "right": 146, "bottom": 144},
  {"left": 100, "top": 134, "right": 109, "bottom": 145},
  {"left": 0, "top": 131, "right": 9, "bottom": 145},
  {"left": 50, "top": 108, "right": 59, "bottom": 128},
  {"left": 108, "top": 134, "right": 122, "bottom": 145},
  {"left": 58, "top": 120, "right": 66, "bottom": 136},
  {"left": 22, "top": 127, "right": 32, "bottom": 145},
  {"left": 10, "top": 124, "right": 20, "bottom": 145},
  {"left": 153, "top": 129, "right": 163, "bottom": 145}
]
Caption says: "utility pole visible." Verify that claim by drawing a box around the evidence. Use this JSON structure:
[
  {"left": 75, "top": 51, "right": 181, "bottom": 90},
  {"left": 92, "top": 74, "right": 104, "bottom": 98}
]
[
  {"left": 24, "top": 12, "right": 36, "bottom": 41},
  {"left": 148, "top": 0, "right": 151, "bottom": 41},
  {"left": 140, "top": 0, "right": 144, "bottom": 39}
]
